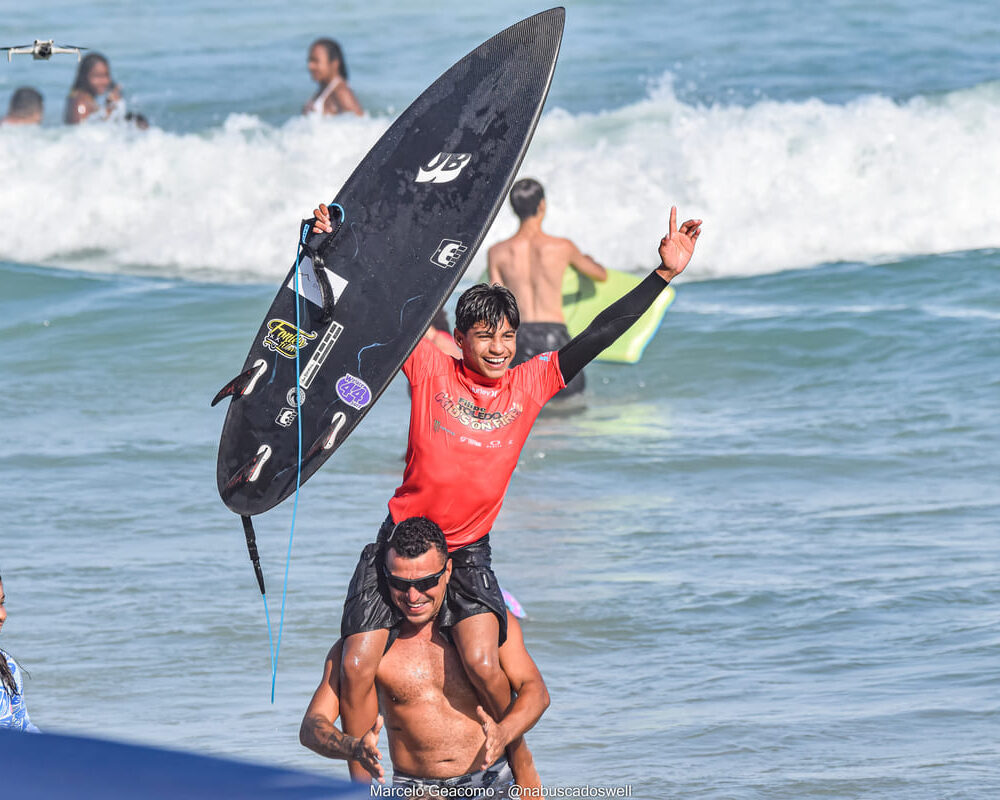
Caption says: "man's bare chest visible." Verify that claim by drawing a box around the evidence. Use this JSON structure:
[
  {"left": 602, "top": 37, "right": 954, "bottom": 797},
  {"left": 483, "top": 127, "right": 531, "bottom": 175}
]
[{"left": 377, "top": 636, "right": 477, "bottom": 707}]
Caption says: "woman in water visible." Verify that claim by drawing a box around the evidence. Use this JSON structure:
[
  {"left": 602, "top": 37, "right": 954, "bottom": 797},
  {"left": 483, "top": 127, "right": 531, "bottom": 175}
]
[
  {"left": 0, "top": 572, "right": 39, "bottom": 732},
  {"left": 303, "top": 38, "right": 363, "bottom": 116},
  {"left": 65, "top": 52, "right": 122, "bottom": 124}
]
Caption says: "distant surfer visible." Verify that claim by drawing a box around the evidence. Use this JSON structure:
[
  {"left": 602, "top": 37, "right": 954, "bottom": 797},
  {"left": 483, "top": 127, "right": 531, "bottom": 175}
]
[
  {"left": 488, "top": 178, "right": 609, "bottom": 394},
  {"left": 311, "top": 200, "right": 702, "bottom": 783},
  {"left": 303, "top": 38, "right": 363, "bottom": 116},
  {"left": 64, "top": 53, "right": 122, "bottom": 124},
  {"left": 2, "top": 87, "right": 43, "bottom": 126},
  {"left": 300, "top": 517, "right": 547, "bottom": 793}
]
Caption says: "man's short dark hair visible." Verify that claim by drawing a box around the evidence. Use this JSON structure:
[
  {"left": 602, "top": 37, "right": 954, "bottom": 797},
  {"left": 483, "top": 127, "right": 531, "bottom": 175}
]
[
  {"left": 385, "top": 517, "right": 448, "bottom": 561},
  {"left": 509, "top": 178, "right": 544, "bottom": 221},
  {"left": 455, "top": 283, "right": 520, "bottom": 334},
  {"left": 8, "top": 87, "right": 43, "bottom": 117}
]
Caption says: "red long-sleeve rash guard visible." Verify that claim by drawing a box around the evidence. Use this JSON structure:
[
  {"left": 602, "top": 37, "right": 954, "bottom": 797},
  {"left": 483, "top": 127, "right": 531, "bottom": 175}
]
[
  {"left": 387, "top": 338, "right": 565, "bottom": 550},
  {"left": 389, "top": 271, "right": 672, "bottom": 549}
]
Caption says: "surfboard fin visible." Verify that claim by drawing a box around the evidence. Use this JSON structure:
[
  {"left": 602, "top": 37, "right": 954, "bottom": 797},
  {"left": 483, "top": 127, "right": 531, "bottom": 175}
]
[
  {"left": 303, "top": 411, "right": 349, "bottom": 463},
  {"left": 222, "top": 444, "right": 272, "bottom": 498},
  {"left": 211, "top": 359, "right": 268, "bottom": 406}
]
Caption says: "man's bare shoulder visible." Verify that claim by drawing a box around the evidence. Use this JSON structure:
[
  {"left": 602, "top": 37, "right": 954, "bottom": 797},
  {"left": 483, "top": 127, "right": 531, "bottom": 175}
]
[
  {"left": 549, "top": 234, "right": 580, "bottom": 252},
  {"left": 488, "top": 237, "right": 516, "bottom": 257},
  {"left": 531, "top": 235, "right": 577, "bottom": 271}
]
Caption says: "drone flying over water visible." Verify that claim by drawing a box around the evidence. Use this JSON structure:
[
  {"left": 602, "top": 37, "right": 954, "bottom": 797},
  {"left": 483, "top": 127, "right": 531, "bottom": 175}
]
[{"left": 3, "top": 40, "right": 87, "bottom": 62}]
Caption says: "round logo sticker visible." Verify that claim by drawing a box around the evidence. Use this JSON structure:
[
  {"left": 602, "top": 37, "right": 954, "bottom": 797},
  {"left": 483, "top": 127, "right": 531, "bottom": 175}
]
[{"left": 336, "top": 374, "right": 371, "bottom": 410}]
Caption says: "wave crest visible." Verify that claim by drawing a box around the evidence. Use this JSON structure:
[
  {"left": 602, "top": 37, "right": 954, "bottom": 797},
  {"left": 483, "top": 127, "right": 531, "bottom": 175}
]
[{"left": 3, "top": 77, "right": 999, "bottom": 281}]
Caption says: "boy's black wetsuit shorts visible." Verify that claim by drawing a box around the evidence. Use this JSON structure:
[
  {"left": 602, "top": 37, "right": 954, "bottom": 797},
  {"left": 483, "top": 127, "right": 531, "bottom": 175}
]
[{"left": 513, "top": 321, "right": 584, "bottom": 396}]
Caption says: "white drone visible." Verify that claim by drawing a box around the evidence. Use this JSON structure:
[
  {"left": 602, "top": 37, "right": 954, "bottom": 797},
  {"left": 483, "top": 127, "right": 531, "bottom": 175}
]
[{"left": 3, "top": 40, "right": 87, "bottom": 63}]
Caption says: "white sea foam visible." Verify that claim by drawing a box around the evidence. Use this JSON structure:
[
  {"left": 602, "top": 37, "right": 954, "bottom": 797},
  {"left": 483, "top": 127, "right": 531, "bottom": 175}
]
[
  {"left": 677, "top": 302, "right": 804, "bottom": 319},
  {"left": 919, "top": 305, "right": 1000, "bottom": 322},
  {"left": 3, "top": 77, "right": 999, "bottom": 282}
]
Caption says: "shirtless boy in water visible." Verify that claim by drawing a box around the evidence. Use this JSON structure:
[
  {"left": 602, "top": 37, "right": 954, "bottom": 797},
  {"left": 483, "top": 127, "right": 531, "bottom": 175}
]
[{"left": 488, "top": 178, "right": 608, "bottom": 394}]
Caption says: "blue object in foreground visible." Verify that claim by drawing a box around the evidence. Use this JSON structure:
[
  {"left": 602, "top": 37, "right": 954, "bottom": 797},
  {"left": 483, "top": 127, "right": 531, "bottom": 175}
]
[{"left": 1, "top": 730, "right": 364, "bottom": 800}]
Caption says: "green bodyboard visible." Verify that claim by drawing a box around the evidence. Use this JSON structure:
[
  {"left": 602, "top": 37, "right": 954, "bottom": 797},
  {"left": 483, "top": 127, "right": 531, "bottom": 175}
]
[{"left": 561, "top": 267, "right": 674, "bottom": 364}]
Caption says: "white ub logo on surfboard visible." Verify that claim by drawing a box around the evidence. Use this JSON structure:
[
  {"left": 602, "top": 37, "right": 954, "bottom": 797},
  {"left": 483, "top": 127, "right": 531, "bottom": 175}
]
[{"left": 416, "top": 152, "right": 472, "bottom": 184}]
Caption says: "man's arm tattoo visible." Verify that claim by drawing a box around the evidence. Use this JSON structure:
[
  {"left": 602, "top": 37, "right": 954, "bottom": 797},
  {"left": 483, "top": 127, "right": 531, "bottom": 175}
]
[{"left": 303, "top": 713, "right": 359, "bottom": 759}]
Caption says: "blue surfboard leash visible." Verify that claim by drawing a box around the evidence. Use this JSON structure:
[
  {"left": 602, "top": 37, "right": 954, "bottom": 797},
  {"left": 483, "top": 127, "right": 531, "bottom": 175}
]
[
  {"left": 266, "top": 222, "right": 309, "bottom": 702},
  {"left": 266, "top": 204, "right": 345, "bottom": 702}
]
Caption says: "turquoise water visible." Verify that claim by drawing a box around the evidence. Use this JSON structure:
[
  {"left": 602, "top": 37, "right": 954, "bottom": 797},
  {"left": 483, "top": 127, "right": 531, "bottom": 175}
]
[{"left": 2, "top": 1, "right": 1000, "bottom": 796}]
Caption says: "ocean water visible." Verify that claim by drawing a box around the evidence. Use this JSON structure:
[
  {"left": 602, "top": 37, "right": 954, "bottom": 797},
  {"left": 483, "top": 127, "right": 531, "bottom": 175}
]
[{"left": 2, "top": 1, "right": 999, "bottom": 797}]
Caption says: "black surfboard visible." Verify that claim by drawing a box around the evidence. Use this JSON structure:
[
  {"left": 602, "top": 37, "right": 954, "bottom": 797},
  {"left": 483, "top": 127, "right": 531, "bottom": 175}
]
[{"left": 215, "top": 9, "right": 565, "bottom": 518}]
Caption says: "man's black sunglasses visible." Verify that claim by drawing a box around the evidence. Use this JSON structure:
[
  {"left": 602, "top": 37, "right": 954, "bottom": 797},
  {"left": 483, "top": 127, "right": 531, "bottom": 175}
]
[{"left": 381, "top": 564, "right": 447, "bottom": 593}]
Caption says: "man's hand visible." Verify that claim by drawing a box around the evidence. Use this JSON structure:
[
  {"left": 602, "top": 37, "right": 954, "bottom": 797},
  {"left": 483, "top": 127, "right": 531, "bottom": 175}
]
[
  {"left": 311, "top": 203, "right": 334, "bottom": 234},
  {"left": 656, "top": 206, "right": 702, "bottom": 282},
  {"left": 351, "top": 715, "right": 385, "bottom": 783},
  {"left": 477, "top": 705, "right": 510, "bottom": 771}
]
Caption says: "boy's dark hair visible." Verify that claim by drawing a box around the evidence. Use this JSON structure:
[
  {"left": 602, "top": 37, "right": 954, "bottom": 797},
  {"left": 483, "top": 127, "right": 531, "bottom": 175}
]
[
  {"left": 455, "top": 283, "right": 520, "bottom": 334},
  {"left": 8, "top": 87, "right": 43, "bottom": 117},
  {"left": 509, "top": 178, "right": 544, "bottom": 221},
  {"left": 385, "top": 517, "right": 448, "bottom": 561},
  {"left": 311, "top": 38, "right": 348, "bottom": 79}
]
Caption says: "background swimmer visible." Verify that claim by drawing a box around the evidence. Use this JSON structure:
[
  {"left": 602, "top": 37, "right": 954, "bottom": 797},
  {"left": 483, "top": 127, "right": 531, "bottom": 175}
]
[
  {"left": 65, "top": 52, "right": 122, "bottom": 124},
  {"left": 2, "top": 87, "right": 43, "bottom": 125},
  {"left": 304, "top": 38, "right": 362, "bottom": 116}
]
